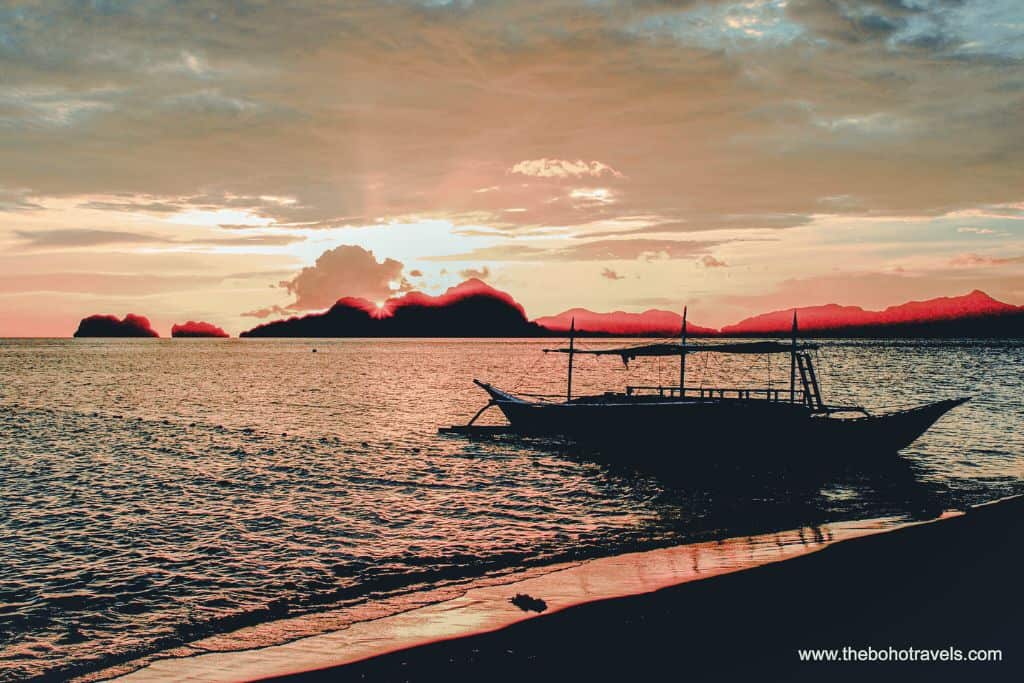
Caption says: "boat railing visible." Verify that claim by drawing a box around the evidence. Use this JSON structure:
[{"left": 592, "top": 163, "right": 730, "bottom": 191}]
[{"left": 625, "top": 385, "right": 807, "bottom": 403}]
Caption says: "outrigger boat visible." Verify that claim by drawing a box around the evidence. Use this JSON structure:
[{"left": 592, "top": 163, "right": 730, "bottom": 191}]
[{"left": 449, "top": 310, "right": 968, "bottom": 462}]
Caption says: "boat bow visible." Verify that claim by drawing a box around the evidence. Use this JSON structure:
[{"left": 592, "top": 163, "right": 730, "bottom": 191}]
[{"left": 473, "top": 379, "right": 532, "bottom": 404}]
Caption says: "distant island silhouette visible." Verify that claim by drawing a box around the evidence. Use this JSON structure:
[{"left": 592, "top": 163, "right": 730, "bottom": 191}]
[
  {"left": 720, "top": 290, "right": 1024, "bottom": 337},
  {"left": 171, "top": 321, "right": 230, "bottom": 338},
  {"left": 74, "top": 314, "right": 160, "bottom": 338},
  {"left": 240, "top": 282, "right": 1024, "bottom": 338},
  {"left": 534, "top": 308, "right": 717, "bottom": 337},
  {"left": 240, "top": 280, "right": 547, "bottom": 338},
  {"left": 73, "top": 283, "right": 1024, "bottom": 338}
]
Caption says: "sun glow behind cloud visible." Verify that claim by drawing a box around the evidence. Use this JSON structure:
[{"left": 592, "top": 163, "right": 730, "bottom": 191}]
[{"left": 165, "top": 209, "right": 275, "bottom": 228}]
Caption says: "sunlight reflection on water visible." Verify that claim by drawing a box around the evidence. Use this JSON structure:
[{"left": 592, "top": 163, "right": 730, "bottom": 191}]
[{"left": 0, "top": 338, "right": 1020, "bottom": 681}]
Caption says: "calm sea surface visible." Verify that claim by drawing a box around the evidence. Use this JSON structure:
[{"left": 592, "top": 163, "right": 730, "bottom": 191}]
[{"left": 1, "top": 338, "right": 1022, "bottom": 681}]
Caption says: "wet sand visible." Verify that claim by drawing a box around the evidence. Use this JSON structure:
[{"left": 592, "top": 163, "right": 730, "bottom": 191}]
[
  {"left": 267, "top": 495, "right": 1024, "bottom": 683},
  {"left": 99, "top": 496, "right": 1024, "bottom": 682}
]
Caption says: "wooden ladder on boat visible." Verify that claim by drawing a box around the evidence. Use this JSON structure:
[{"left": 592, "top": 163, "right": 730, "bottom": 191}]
[{"left": 795, "top": 353, "right": 824, "bottom": 411}]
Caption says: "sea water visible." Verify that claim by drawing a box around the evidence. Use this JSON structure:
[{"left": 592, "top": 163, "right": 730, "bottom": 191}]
[{"left": 0, "top": 338, "right": 1021, "bottom": 681}]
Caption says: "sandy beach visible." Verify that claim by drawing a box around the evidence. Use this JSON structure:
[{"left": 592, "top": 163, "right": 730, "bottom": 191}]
[
  {"left": 265, "top": 495, "right": 1023, "bottom": 682},
  {"left": 96, "top": 496, "right": 1024, "bottom": 683}
]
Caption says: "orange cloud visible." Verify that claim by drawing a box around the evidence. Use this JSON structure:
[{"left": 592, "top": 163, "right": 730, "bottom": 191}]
[
  {"left": 279, "top": 245, "right": 409, "bottom": 311},
  {"left": 699, "top": 255, "right": 728, "bottom": 268},
  {"left": 510, "top": 159, "right": 624, "bottom": 179}
]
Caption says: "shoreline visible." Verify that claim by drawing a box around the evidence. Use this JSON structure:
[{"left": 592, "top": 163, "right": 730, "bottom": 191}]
[
  {"left": 98, "top": 496, "right": 1024, "bottom": 682},
  {"left": 99, "top": 512, "right": 945, "bottom": 682},
  {"left": 273, "top": 495, "right": 1024, "bottom": 682}
]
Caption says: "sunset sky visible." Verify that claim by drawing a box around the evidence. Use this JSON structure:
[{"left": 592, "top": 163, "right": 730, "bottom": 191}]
[{"left": 2, "top": 0, "right": 1023, "bottom": 336}]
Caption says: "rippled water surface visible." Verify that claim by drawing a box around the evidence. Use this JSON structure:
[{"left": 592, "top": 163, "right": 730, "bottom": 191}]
[{"left": 0, "top": 338, "right": 1021, "bottom": 681}]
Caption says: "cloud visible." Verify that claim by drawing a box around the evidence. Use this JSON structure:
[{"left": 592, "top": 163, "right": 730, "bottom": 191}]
[
  {"left": 199, "top": 234, "right": 303, "bottom": 247},
  {"left": 79, "top": 199, "right": 186, "bottom": 213},
  {"left": 0, "top": 273, "right": 221, "bottom": 296},
  {"left": 432, "top": 238, "right": 721, "bottom": 262},
  {"left": 510, "top": 159, "right": 624, "bottom": 179},
  {"left": 569, "top": 188, "right": 615, "bottom": 205},
  {"left": 1, "top": 0, "right": 1024, "bottom": 337},
  {"left": 581, "top": 214, "right": 813, "bottom": 237},
  {"left": 13, "top": 229, "right": 169, "bottom": 247},
  {"left": 241, "top": 305, "right": 292, "bottom": 319},
  {"left": 162, "top": 89, "right": 263, "bottom": 116},
  {"left": 280, "top": 245, "right": 409, "bottom": 310},
  {"left": 0, "top": 187, "right": 43, "bottom": 212},
  {"left": 600, "top": 267, "right": 625, "bottom": 280},
  {"left": 11, "top": 228, "right": 303, "bottom": 249},
  {"left": 0, "top": 0, "right": 1021, "bottom": 235},
  {"left": 949, "top": 253, "right": 1023, "bottom": 268},
  {"left": 957, "top": 227, "right": 996, "bottom": 235},
  {"left": 631, "top": 0, "right": 806, "bottom": 51},
  {"left": 699, "top": 254, "right": 728, "bottom": 268},
  {"left": 458, "top": 266, "right": 490, "bottom": 280},
  {"left": 0, "top": 86, "right": 115, "bottom": 128},
  {"left": 225, "top": 269, "right": 297, "bottom": 281}
]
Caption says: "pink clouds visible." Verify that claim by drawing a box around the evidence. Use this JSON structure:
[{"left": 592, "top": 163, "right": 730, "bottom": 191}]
[
  {"left": 458, "top": 266, "right": 490, "bottom": 280},
  {"left": 510, "top": 159, "right": 624, "bottom": 180},
  {"left": 280, "top": 245, "right": 409, "bottom": 311},
  {"left": 699, "top": 255, "right": 728, "bottom": 268},
  {"left": 949, "top": 253, "right": 1023, "bottom": 268}
]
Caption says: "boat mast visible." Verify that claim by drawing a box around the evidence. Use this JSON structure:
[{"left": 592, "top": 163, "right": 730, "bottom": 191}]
[
  {"left": 679, "top": 306, "right": 687, "bottom": 397},
  {"left": 789, "top": 310, "right": 797, "bottom": 404},
  {"left": 566, "top": 317, "right": 575, "bottom": 403}
]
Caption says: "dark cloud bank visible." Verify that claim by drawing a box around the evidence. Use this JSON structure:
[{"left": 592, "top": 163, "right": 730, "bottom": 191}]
[{"left": 3, "top": 0, "right": 1022, "bottom": 235}]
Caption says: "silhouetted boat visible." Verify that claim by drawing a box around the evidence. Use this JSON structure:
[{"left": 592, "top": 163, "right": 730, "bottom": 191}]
[{"left": 455, "top": 310, "right": 968, "bottom": 461}]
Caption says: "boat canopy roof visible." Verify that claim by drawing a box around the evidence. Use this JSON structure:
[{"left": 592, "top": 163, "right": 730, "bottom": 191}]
[{"left": 543, "top": 340, "right": 819, "bottom": 361}]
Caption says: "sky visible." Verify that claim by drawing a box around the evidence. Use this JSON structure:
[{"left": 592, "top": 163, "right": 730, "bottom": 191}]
[{"left": 1, "top": 0, "right": 1023, "bottom": 336}]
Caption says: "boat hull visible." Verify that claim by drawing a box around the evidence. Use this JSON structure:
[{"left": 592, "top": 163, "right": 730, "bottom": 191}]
[{"left": 474, "top": 381, "right": 967, "bottom": 466}]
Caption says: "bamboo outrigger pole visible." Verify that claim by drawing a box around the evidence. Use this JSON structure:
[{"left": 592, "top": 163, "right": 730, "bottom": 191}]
[
  {"left": 789, "top": 310, "right": 798, "bottom": 404},
  {"left": 567, "top": 317, "right": 575, "bottom": 402},
  {"left": 679, "top": 306, "right": 687, "bottom": 396}
]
